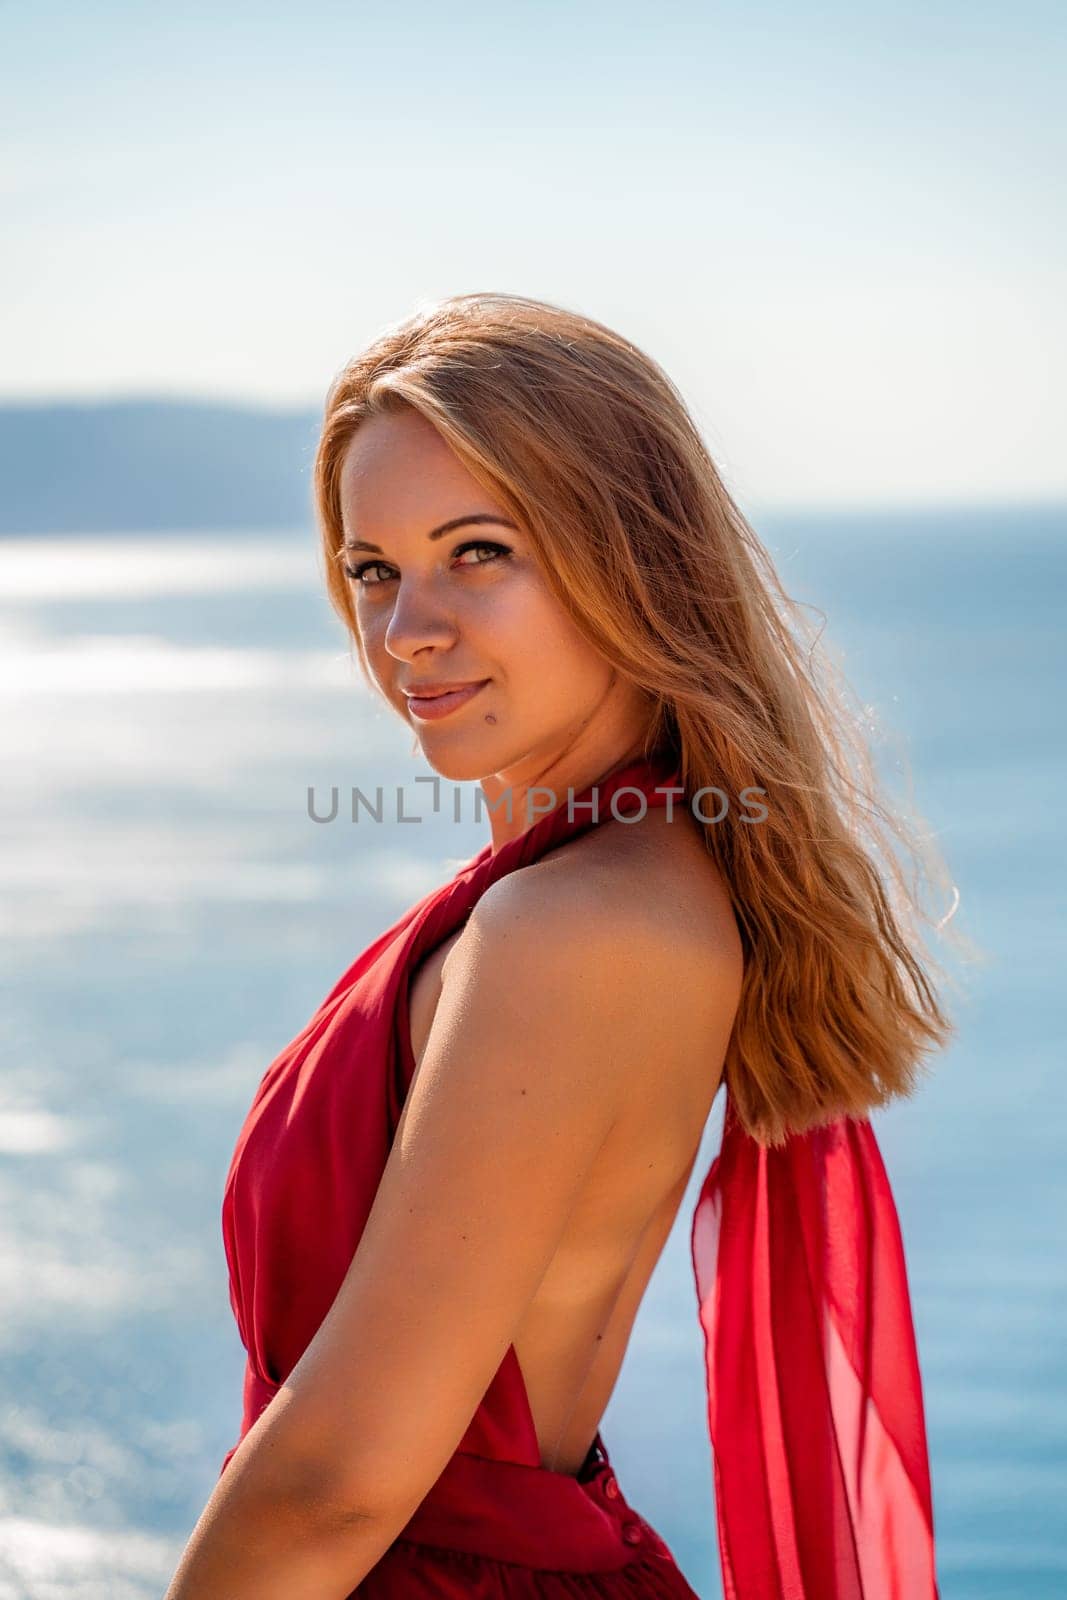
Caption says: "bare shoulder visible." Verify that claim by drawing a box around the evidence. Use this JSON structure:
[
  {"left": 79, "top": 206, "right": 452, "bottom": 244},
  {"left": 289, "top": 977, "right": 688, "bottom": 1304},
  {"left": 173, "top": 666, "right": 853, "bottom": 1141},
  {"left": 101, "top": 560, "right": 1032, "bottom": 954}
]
[
  {"left": 448, "top": 806, "right": 743, "bottom": 1102},
  {"left": 488, "top": 801, "right": 744, "bottom": 974}
]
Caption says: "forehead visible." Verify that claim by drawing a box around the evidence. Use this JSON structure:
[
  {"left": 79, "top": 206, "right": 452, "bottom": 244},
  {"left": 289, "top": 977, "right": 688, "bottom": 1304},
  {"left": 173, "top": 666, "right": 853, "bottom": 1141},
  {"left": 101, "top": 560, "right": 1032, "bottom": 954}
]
[{"left": 339, "top": 407, "right": 491, "bottom": 533}]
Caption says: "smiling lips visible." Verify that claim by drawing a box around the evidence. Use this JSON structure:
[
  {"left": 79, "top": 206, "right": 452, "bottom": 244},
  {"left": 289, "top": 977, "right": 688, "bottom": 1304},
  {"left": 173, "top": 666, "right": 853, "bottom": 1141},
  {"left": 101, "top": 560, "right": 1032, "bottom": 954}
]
[{"left": 404, "top": 680, "right": 490, "bottom": 721}]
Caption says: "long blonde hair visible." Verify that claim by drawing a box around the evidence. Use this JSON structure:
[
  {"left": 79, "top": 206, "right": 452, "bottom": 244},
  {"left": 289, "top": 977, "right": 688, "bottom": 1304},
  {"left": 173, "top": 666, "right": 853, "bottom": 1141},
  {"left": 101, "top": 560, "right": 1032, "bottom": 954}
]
[{"left": 313, "top": 291, "right": 969, "bottom": 1147}]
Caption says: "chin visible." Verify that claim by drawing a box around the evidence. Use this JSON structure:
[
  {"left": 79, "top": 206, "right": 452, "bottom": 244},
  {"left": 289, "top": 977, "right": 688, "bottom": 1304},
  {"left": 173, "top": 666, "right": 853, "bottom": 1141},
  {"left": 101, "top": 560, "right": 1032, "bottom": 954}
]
[{"left": 413, "top": 739, "right": 500, "bottom": 785}]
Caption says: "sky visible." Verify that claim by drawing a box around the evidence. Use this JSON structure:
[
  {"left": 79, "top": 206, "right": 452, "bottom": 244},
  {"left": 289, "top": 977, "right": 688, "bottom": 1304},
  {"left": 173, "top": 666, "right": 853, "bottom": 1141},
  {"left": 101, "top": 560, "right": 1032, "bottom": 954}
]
[{"left": 2, "top": 0, "right": 1064, "bottom": 510}]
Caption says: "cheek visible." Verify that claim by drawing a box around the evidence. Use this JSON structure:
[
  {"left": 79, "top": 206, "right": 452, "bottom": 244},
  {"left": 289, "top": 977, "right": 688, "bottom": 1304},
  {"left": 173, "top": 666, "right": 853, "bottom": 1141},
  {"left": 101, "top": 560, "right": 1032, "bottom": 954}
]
[
  {"left": 352, "top": 605, "right": 392, "bottom": 682},
  {"left": 355, "top": 604, "right": 385, "bottom": 645},
  {"left": 487, "top": 580, "right": 611, "bottom": 695}
]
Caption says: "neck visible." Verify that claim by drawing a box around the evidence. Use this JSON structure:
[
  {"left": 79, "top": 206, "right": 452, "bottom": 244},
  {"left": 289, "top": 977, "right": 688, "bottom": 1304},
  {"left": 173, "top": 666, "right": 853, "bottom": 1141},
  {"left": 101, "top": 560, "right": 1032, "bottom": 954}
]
[{"left": 479, "top": 733, "right": 661, "bottom": 855}]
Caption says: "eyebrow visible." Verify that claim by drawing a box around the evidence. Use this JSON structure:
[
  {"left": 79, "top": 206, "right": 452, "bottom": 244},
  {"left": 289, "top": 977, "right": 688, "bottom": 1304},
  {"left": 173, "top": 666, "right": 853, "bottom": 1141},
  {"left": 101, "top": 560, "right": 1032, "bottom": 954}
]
[{"left": 344, "top": 513, "right": 519, "bottom": 554}]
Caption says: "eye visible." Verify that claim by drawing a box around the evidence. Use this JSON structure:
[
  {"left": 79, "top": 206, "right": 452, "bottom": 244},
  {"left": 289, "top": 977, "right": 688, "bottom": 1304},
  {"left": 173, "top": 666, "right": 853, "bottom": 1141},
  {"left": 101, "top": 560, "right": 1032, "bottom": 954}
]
[
  {"left": 452, "top": 539, "right": 511, "bottom": 568},
  {"left": 342, "top": 540, "right": 512, "bottom": 587},
  {"left": 342, "top": 558, "right": 391, "bottom": 586}
]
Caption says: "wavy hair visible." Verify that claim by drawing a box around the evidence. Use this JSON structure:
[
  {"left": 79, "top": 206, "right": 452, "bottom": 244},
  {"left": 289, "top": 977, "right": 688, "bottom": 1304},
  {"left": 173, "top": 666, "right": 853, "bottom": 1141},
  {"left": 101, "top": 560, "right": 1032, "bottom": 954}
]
[{"left": 313, "top": 291, "right": 970, "bottom": 1147}]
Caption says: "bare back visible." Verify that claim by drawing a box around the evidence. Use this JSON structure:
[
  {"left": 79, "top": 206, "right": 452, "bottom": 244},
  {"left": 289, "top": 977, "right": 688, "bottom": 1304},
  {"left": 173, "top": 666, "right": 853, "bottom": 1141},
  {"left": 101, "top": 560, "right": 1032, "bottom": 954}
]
[{"left": 406, "top": 803, "right": 743, "bottom": 1475}]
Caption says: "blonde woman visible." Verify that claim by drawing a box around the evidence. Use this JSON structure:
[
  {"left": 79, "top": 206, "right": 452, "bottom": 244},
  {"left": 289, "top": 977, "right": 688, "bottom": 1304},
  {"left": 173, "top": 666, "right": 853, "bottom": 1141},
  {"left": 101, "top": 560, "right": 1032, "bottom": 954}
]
[{"left": 166, "top": 293, "right": 957, "bottom": 1598}]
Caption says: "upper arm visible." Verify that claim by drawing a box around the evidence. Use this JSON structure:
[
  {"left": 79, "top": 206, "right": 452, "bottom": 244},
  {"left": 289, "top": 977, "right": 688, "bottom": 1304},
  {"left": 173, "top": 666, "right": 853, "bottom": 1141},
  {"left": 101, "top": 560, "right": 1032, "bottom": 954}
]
[{"left": 246, "top": 874, "right": 671, "bottom": 1521}]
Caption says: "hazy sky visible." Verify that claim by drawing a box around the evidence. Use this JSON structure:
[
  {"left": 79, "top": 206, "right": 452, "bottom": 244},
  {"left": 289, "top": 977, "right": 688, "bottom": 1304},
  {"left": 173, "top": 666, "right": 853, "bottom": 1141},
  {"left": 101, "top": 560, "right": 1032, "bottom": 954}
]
[{"left": 4, "top": 1, "right": 1064, "bottom": 509}]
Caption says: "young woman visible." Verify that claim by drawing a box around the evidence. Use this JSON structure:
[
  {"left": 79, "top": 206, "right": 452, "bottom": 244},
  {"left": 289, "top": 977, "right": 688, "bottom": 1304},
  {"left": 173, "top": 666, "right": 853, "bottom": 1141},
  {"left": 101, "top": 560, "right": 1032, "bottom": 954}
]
[{"left": 166, "top": 293, "right": 958, "bottom": 1598}]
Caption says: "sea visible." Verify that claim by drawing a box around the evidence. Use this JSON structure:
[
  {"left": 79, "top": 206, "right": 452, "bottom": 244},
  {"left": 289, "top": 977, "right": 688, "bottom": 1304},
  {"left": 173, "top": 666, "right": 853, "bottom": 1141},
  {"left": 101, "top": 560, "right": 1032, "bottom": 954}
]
[{"left": 0, "top": 502, "right": 1063, "bottom": 1598}]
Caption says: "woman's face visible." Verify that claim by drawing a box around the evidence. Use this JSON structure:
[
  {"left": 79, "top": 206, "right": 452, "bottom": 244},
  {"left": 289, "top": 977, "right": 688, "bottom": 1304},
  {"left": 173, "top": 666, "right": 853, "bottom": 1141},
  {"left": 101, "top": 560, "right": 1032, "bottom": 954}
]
[{"left": 337, "top": 404, "right": 648, "bottom": 785}]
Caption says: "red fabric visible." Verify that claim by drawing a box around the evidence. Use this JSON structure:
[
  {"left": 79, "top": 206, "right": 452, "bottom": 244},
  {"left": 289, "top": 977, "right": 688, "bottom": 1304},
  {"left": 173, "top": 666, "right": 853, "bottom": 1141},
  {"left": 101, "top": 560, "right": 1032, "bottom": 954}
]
[
  {"left": 691, "top": 1099, "right": 939, "bottom": 1599},
  {"left": 217, "top": 750, "right": 938, "bottom": 1597},
  {"left": 218, "top": 753, "right": 698, "bottom": 1595}
]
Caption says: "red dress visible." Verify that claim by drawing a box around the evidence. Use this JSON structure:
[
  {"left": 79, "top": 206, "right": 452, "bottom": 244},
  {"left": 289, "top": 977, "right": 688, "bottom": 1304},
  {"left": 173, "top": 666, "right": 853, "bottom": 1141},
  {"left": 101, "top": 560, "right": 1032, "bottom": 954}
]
[{"left": 218, "top": 753, "right": 939, "bottom": 1598}]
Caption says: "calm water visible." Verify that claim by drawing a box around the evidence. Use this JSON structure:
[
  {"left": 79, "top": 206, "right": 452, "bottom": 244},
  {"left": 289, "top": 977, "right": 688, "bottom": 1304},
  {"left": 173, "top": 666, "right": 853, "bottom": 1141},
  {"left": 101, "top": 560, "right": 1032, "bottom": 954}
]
[{"left": 0, "top": 505, "right": 1063, "bottom": 1597}]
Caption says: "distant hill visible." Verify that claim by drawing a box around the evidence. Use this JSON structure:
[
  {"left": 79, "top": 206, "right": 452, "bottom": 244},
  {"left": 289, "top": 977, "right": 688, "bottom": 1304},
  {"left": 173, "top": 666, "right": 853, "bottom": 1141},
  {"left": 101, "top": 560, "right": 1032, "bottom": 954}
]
[{"left": 0, "top": 397, "right": 323, "bottom": 534}]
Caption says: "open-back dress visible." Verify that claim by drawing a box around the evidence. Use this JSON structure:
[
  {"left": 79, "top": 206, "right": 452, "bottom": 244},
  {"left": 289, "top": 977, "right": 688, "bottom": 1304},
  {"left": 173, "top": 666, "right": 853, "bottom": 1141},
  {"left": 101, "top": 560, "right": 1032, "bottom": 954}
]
[{"left": 218, "top": 752, "right": 940, "bottom": 1598}]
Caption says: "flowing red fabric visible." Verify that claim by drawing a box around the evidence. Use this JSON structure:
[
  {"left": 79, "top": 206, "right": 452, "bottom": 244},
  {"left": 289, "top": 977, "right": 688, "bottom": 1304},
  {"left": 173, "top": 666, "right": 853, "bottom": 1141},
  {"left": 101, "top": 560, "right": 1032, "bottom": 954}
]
[
  {"left": 691, "top": 1096, "right": 939, "bottom": 1599},
  {"left": 217, "top": 749, "right": 939, "bottom": 1597}
]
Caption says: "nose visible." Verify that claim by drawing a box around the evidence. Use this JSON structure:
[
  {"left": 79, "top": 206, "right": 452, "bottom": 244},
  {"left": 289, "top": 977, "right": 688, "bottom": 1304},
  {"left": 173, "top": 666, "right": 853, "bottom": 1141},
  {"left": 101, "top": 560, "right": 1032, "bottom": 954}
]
[{"left": 382, "top": 577, "right": 459, "bottom": 662}]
